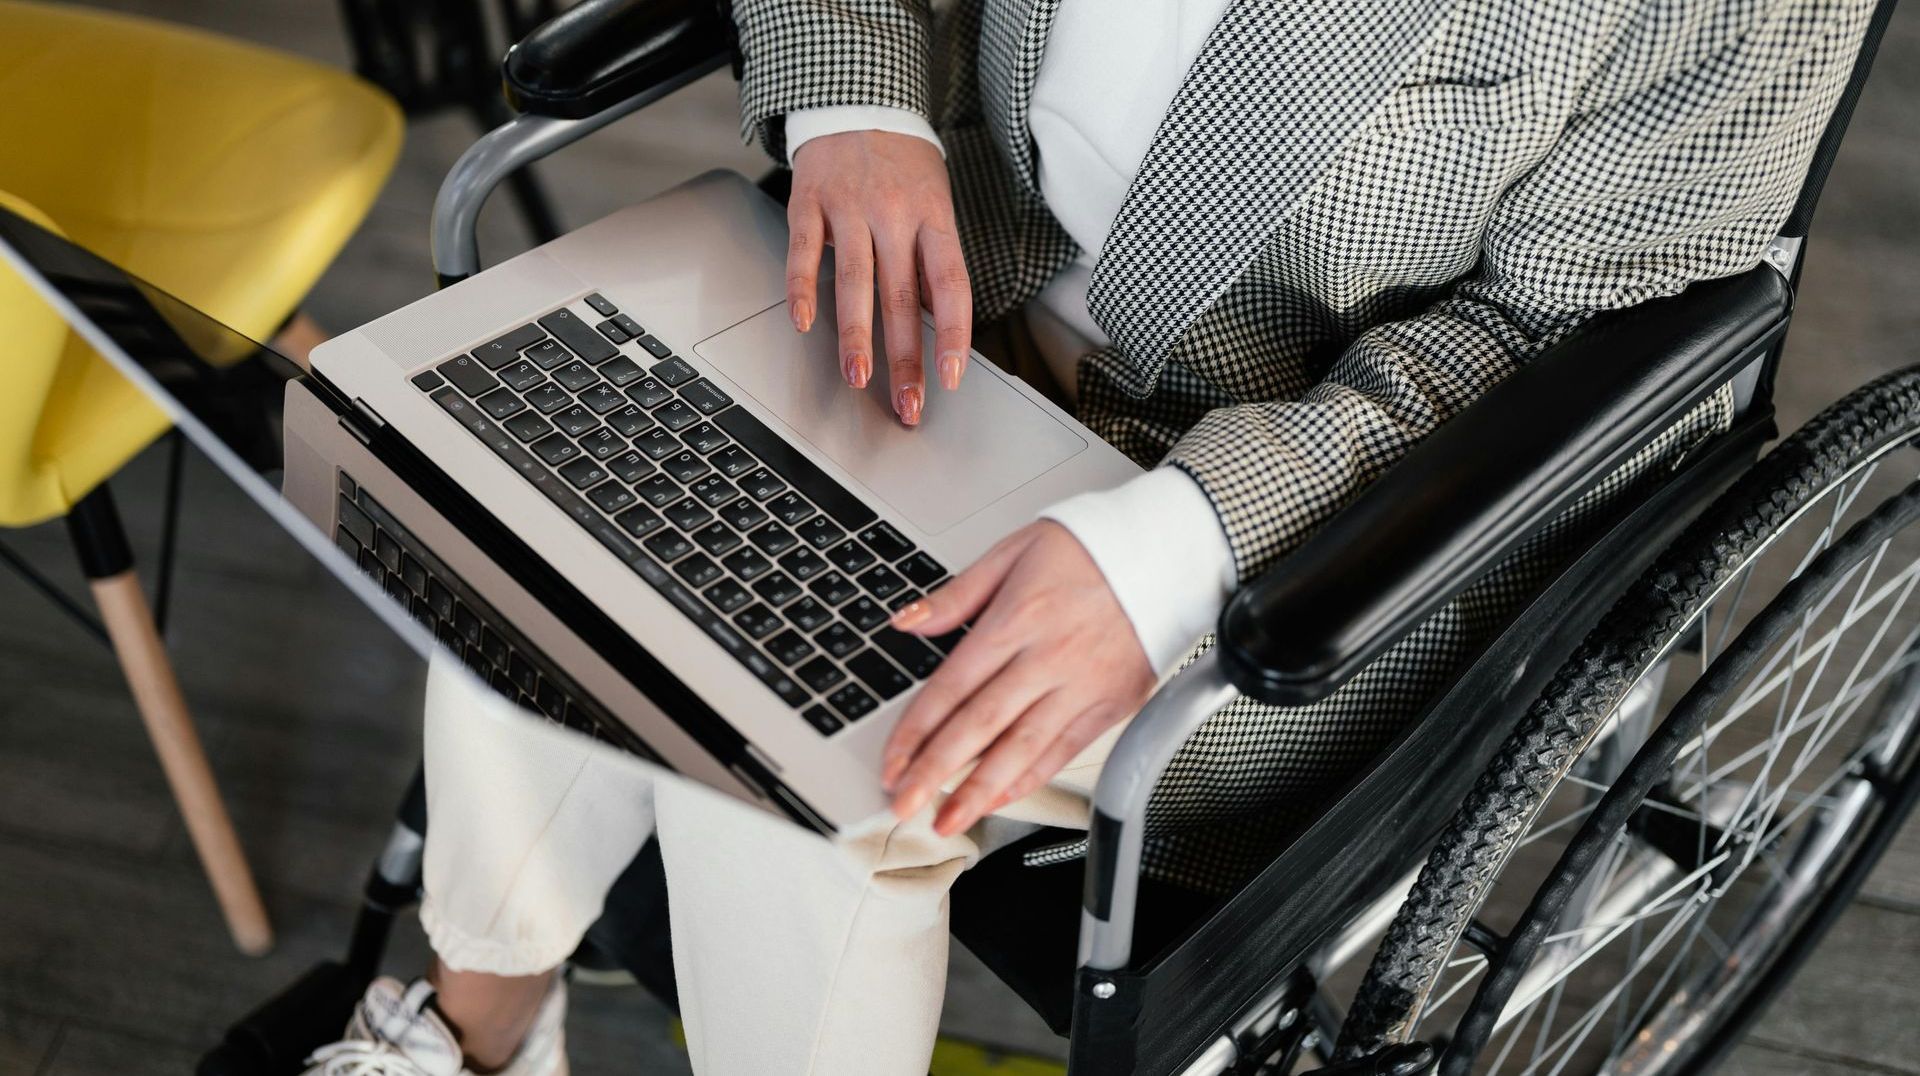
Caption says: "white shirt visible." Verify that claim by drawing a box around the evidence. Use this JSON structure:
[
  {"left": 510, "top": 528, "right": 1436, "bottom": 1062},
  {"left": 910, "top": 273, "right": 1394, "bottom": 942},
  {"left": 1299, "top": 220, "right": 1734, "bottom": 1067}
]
[{"left": 784, "top": 0, "right": 1238, "bottom": 674}]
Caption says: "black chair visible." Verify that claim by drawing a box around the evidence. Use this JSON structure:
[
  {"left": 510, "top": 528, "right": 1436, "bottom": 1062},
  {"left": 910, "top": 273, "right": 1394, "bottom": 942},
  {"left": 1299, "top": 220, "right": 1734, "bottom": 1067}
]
[{"left": 205, "top": 0, "right": 1917, "bottom": 1072}]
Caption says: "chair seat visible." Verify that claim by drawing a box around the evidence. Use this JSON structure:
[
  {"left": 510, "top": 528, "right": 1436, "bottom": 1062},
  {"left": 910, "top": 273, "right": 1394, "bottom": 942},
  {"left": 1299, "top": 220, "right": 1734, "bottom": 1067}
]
[{"left": 0, "top": 0, "right": 401, "bottom": 526}]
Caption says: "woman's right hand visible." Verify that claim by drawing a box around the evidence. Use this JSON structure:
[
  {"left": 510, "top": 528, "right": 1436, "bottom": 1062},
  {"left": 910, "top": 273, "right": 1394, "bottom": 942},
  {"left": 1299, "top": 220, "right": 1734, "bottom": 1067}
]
[{"left": 786, "top": 130, "right": 973, "bottom": 427}]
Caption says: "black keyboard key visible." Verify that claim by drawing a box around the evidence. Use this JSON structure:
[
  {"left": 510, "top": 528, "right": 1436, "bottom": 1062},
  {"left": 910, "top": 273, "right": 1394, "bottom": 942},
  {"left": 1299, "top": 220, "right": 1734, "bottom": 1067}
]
[
  {"left": 734, "top": 603, "right": 782, "bottom": 639},
  {"left": 638, "top": 336, "right": 678, "bottom": 362},
  {"left": 410, "top": 369, "right": 445, "bottom": 391},
  {"left": 662, "top": 450, "right": 711, "bottom": 484},
  {"left": 720, "top": 497, "right": 769, "bottom": 532},
  {"left": 723, "top": 547, "right": 773, "bottom": 582},
  {"left": 779, "top": 547, "right": 829, "bottom": 581},
  {"left": 523, "top": 382, "right": 569, "bottom": 413},
  {"left": 553, "top": 405, "right": 599, "bottom": 438},
  {"left": 577, "top": 427, "right": 624, "bottom": 461},
  {"left": 705, "top": 578, "right": 752, "bottom": 614},
  {"left": 682, "top": 422, "right": 730, "bottom": 454},
  {"left": 847, "top": 650, "right": 912, "bottom": 700},
  {"left": 692, "top": 521, "right": 742, "bottom": 557},
  {"left": 634, "top": 475, "right": 680, "bottom": 507},
  {"left": 605, "top": 404, "right": 655, "bottom": 438},
  {"left": 815, "top": 622, "right": 863, "bottom": 659},
  {"left": 860, "top": 564, "right": 910, "bottom": 607},
  {"left": 588, "top": 481, "right": 638, "bottom": 515},
  {"left": 531, "top": 434, "right": 582, "bottom": 466},
  {"left": 524, "top": 338, "right": 571, "bottom": 370},
  {"left": 427, "top": 579, "right": 455, "bottom": 622},
  {"left": 473, "top": 323, "right": 546, "bottom": 367},
  {"left": 784, "top": 596, "right": 834, "bottom": 632},
  {"left": 801, "top": 704, "right": 842, "bottom": 736},
  {"left": 616, "top": 506, "right": 665, "bottom": 538},
  {"left": 709, "top": 445, "right": 756, "bottom": 478},
  {"left": 899, "top": 551, "right": 946, "bottom": 588},
  {"left": 827, "top": 683, "right": 880, "bottom": 722},
  {"left": 928, "top": 627, "right": 966, "bottom": 654},
  {"left": 654, "top": 399, "right": 700, "bottom": 431},
  {"left": 873, "top": 628, "right": 943, "bottom": 679},
  {"left": 600, "top": 356, "right": 645, "bottom": 388},
  {"left": 607, "top": 449, "right": 655, "bottom": 484},
  {"left": 497, "top": 359, "right": 545, "bottom": 391},
  {"left": 596, "top": 318, "right": 631, "bottom": 344},
  {"left": 559, "top": 457, "right": 608, "bottom": 490},
  {"left": 663, "top": 498, "right": 712, "bottom": 532},
  {"left": 539, "top": 308, "right": 618, "bottom": 363},
  {"left": 680, "top": 378, "right": 733, "bottom": 414},
  {"left": 768, "top": 492, "right": 815, "bottom": 526},
  {"left": 810, "top": 571, "right": 861, "bottom": 606},
  {"left": 579, "top": 383, "right": 626, "bottom": 415},
  {"left": 842, "top": 596, "right": 890, "bottom": 632},
  {"left": 884, "top": 588, "right": 921, "bottom": 612},
  {"left": 401, "top": 553, "right": 428, "bottom": 596},
  {"left": 454, "top": 603, "right": 483, "bottom": 645},
  {"left": 430, "top": 387, "right": 489, "bottom": 434},
  {"left": 795, "top": 657, "right": 845, "bottom": 694},
  {"left": 337, "top": 495, "right": 375, "bottom": 547},
  {"left": 436, "top": 354, "right": 499, "bottom": 396},
  {"left": 644, "top": 529, "right": 693, "bottom": 562},
  {"left": 741, "top": 468, "right": 787, "bottom": 502},
  {"left": 753, "top": 572, "right": 803, "bottom": 607},
  {"left": 749, "top": 523, "right": 799, "bottom": 556},
  {"left": 689, "top": 476, "right": 736, "bottom": 508},
  {"left": 767, "top": 629, "right": 814, "bottom": 667},
  {"left": 613, "top": 312, "right": 644, "bottom": 338},
  {"left": 713, "top": 407, "right": 877, "bottom": 530},
  {"left": 859, "top": 521, "right": 914, "bottom": 561},
  {"left": 632, "top": 427, "right": 679, "bottom": 460},
  {"left": 625, "top": 375, "right": 674, "bottom": 409},
  {"left": 585, "top": 292, "right": 619, "bottom": 317},
  {"left": 825, "top": 540, "right": 877, "bottom": 574},
  {"left": 552, "top": 360, "right": 600, "bottom": 392},
  {"left": 535, "top": 677, "right": 566, "bottom": 718},
  {"left": 796, "top": 516, "right": 845, "bottom": 551},
  {"left": 674, "top": 553, "right": 723, "bottom": 588}
]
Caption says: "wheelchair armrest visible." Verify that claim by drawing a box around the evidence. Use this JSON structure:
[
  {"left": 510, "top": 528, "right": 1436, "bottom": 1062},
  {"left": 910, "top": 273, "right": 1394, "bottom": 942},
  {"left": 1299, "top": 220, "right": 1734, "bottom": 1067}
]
[
  {"left": 502, "top": 0, "right": 732, "bottom": 119},
  {"left": 1217, "top": 265, "right": 1793, "bottom": 707}
]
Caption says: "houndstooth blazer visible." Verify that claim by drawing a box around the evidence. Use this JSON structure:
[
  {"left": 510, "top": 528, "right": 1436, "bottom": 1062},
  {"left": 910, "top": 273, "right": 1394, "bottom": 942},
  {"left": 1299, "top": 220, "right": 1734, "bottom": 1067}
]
[{"left": 727, "top": 0, "right": 1875, "bottom": 889}]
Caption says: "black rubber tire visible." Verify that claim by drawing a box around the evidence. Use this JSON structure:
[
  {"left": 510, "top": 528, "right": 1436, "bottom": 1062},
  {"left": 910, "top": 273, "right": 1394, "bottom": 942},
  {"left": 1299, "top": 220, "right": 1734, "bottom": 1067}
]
[{"left": 1339, "top": 365, "right": 1920, "bottom": 1058}]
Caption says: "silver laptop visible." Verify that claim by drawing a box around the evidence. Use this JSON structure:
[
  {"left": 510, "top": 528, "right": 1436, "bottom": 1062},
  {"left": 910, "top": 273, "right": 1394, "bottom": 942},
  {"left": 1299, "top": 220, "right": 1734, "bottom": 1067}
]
[{"left": 289, "top": 170, "right": 1140, "bottom": 832}]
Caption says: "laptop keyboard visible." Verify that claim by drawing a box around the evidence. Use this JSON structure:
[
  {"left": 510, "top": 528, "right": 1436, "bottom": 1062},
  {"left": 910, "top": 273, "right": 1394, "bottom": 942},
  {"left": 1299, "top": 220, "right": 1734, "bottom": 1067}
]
[
  {"left": 407, "top": 292, "right": 963, "bottom": 735},
  {"left": 332, "top": 470, "right": 651, "bottom": 757}
]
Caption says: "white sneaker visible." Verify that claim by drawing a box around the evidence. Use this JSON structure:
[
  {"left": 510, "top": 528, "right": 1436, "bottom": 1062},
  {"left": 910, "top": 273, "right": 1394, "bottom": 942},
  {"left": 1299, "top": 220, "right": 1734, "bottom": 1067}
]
[{"left": 302, "top": 976, "right": 569, "bottom": 1076}]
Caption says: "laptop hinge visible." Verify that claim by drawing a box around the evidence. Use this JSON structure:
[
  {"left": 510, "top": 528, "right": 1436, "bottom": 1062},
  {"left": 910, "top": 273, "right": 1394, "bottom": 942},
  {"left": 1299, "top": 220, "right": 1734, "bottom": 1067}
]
[{"left": 340, "top": 397, "right": 388, "bottom": 445}]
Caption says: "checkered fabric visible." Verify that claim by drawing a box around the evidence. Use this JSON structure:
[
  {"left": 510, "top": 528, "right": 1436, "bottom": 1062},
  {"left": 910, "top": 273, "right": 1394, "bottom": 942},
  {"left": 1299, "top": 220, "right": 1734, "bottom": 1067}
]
[{"left": 729, "top": 0, "right": 1874, "bottom": 890}]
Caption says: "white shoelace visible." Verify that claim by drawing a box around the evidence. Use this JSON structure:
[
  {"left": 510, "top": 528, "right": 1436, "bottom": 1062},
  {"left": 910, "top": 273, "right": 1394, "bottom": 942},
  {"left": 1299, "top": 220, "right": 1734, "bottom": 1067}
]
[{"left": 305, "top": 1040, "right": 437, "bottom": 1076}]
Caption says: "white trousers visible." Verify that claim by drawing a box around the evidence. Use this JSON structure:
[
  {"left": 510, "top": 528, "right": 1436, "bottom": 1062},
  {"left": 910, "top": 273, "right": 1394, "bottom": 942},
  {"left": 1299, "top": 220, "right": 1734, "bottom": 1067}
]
[{"left": 418, "top": 658, "right": 1118, "bottom": 1075}]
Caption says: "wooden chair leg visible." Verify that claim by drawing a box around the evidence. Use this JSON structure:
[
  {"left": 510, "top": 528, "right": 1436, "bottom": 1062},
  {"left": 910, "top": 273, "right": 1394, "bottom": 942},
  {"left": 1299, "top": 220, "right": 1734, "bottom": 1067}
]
[{"left": 68, "top": 487, "right": 273, "bottom": 956}]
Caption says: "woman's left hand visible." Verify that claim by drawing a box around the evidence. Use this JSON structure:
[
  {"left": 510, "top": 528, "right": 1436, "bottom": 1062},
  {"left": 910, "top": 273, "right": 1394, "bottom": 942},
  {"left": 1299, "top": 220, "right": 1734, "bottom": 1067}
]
[{"left": 882, "top": 521, "right": 1156, "bottom": 836}]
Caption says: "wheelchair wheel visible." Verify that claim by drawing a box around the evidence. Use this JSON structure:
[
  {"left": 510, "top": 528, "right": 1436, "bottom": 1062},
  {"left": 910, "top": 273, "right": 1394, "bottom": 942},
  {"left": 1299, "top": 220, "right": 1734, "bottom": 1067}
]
[{"left": 1339, "top": 367, "right": 1920, "bottom": 1074}]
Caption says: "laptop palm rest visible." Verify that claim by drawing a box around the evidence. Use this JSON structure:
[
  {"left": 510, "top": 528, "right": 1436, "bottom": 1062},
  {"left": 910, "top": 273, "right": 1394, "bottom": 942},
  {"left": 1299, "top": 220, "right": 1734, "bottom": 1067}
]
[{"left": 694, "top": 304, "right": 1087, "bottom": 535}]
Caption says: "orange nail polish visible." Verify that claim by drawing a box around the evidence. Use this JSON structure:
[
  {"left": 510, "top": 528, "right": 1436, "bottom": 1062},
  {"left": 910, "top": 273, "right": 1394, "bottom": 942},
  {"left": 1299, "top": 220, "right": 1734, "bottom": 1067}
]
[
  {"left": 891, "top": 600, "right": 931, "bottom": 630},
  {"left": 898, "top": 384, "right": 923, "bottom": 425},
  {"left": 793, "top": 299, "right": 813, "bottom": 333},
  {"left": 938, "top": 352, "right": 964, "bottom": 391},
  {"left": 846, "top": 354, "right": 870, "bottom": 388}
]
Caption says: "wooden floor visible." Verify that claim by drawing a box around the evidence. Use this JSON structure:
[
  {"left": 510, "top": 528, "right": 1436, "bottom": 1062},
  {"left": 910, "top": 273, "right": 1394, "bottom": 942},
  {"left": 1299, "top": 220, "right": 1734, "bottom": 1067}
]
[{"left": 3, "top": 2, "right": 1919, "bottom": 1072}]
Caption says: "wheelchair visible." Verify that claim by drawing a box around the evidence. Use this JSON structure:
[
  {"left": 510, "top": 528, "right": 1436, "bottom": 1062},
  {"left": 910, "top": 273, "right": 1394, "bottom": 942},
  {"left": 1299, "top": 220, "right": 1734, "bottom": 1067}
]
[{"left": 202, "top": 0, "right": 1917, "bottom": 1072}]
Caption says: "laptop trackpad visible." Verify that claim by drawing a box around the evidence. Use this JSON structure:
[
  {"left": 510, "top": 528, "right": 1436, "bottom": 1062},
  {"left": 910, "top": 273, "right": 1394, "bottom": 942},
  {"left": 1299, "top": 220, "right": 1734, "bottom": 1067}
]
[{"left": 694, "top": 304, "right": 1087, "bottom": 535}]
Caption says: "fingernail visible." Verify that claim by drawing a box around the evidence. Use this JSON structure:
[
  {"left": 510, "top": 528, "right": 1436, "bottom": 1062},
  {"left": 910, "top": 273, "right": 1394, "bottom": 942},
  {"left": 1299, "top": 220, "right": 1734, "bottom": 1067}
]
[
  {"left": 895, "top": 784, "right": 932, "bottom": 820},
  {"left": 891, "top": 600, "right": 931, "bottom": 631},
  {"left": 933, "top": 803, "right": 961, "bottom": 834},
  {"left": 845, "top": 354, "right": 870, "bottom": 388},
  {"left": 897, "top": 384, "right": 923, "bottom": 426},
  {"left": 938, "top": 351, "right": 964, "bottom": 391},
  {"left": 792, "top": 300, "right": 813, "bottom": 333}
]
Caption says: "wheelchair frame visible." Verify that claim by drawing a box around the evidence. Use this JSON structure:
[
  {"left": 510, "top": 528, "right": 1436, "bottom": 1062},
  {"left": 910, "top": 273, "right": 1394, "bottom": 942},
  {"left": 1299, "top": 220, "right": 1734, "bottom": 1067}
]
[{"left": 377, "top": 1, "right": 1896, "bottom": 1072}]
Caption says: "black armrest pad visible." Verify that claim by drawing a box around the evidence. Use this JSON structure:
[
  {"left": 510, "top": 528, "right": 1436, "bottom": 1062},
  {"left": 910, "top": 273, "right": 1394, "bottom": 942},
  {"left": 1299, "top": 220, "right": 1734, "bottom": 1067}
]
[
  {"left": 1218, "top": 266, "right": 1793, "bottom": 706},
  {"left": 504, "top": 0, "right": 731, "bottom": 119}
]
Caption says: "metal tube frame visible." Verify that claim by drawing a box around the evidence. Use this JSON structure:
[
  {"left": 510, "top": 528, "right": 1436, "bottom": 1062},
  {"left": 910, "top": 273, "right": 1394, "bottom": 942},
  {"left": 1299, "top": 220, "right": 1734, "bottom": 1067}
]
[{"left": 429, "top": 56, "right": 728, "bottom": 286}]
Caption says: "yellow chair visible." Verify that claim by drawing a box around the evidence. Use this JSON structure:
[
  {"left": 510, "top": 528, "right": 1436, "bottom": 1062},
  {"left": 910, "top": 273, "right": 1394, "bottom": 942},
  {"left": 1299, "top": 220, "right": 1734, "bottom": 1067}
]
[{"left": 0, "top": 1, "right": 402, "bottom": 954}]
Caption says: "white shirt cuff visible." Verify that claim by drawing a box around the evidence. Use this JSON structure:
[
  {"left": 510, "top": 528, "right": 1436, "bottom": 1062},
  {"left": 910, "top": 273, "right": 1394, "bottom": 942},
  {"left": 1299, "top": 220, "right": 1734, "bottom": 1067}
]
[
  {"left": 784, "top": 106, "right": 946, "bottom": 164},
  {"left": 1040, "top": 467, "right": 1238, "bottom": 676}
]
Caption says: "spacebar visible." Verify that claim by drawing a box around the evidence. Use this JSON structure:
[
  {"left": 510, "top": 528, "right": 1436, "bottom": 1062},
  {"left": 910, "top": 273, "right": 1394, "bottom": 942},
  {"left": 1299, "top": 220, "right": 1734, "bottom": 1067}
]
[{"left": 713, "top": 407, "right": 877, "bottom": 530}]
